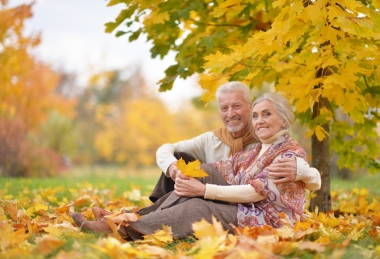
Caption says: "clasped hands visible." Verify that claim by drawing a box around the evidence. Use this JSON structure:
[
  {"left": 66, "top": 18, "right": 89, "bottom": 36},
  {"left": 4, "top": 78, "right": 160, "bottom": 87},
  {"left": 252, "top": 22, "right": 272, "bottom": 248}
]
[
  {"left": 168, "top": 162, "right": 206, "bottom": 197},
  {"left": 168, "top": 157, "right": 297, "bottom": 198}
]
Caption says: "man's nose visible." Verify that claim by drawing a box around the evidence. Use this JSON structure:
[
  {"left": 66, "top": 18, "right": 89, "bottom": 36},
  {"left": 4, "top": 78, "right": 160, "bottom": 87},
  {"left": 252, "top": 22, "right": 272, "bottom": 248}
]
[{"left": 227, "top": 107, "right": 234, "bottom": 116}]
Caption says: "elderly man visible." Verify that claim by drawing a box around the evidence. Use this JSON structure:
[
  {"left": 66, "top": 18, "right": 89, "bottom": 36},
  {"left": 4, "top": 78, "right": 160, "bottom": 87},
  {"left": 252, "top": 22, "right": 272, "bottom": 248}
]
[{"left": 150, "top": 81, "right": 320, "bottom": 202}]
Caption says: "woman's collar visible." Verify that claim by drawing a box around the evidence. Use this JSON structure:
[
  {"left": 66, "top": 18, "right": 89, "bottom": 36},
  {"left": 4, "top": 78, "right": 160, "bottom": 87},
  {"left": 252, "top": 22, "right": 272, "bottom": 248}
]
[{"left": 260, "top": 129, "right": 289, "bottom": 144}]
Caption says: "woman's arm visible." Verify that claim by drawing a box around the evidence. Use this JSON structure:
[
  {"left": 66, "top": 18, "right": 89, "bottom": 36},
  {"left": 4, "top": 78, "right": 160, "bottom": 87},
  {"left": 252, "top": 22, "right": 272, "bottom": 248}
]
[
  {"left": 174, "top": 178, "right": 265, "bottom": 203},
  {"left": 204, "top": 184, "right": 265, "bottom": 203}
]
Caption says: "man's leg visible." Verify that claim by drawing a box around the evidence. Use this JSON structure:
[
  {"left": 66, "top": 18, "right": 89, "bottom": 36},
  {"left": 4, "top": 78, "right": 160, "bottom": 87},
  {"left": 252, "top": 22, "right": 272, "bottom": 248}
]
[{"left": 149, "top": 152, "right": 196, "bottom": 202}]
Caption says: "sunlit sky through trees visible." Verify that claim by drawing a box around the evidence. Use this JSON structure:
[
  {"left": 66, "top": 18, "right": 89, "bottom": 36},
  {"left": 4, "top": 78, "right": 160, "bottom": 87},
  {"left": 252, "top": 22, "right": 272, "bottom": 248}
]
[{"left": 10, "top": 0, "right": 203, "bottom": 111}]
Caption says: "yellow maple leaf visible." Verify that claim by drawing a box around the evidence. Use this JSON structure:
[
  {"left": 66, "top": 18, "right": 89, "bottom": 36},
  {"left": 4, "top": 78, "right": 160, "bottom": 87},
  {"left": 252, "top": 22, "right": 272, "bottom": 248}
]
[
  {"left": 176, "top": 158, "right": 208, "bottom": 178},
  {"left": 142, "top": 225, "right": 173, "bottom": 246},
  {"left": 203, "top": 51, "right": 235, "bottom": 74},
  {"left": 192, "top": 216, "right": 227, "bottom": 239},
  {"left": 326, "top": 217, "right": 341, "bottom": 228},
  {"left": 43, "top": 225, "right": 63, "bottom": 237},
  {"left": 199, "top": 73, "right": 229, "bottom": 103},
  {"left": 144, "top": 11, "right": 170, "bottom": 26},
  {"left": 315, "top": 125, "right": 329, "bottom": 141}
]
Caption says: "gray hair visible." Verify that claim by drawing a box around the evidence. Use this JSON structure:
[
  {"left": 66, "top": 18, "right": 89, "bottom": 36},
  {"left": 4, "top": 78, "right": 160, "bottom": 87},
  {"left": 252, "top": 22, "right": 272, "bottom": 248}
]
[
  {"left": 215, "top": 81, "right": 252, "bottom": 106},
  {"left": 252, "top": 92, "right": 294, "bottom": 129}
]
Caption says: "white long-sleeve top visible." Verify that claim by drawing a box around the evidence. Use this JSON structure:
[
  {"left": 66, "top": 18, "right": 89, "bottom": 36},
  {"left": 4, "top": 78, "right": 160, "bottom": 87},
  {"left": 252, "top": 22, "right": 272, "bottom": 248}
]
[{"left": 156, "top": 131, "right": 321, "bottom": 192}]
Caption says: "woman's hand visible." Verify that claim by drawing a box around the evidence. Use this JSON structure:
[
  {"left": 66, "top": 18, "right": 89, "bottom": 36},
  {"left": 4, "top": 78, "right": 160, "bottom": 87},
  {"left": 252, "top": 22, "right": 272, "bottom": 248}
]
[{"left": 174, "top": 177, "right": 206, "bottom": 197}]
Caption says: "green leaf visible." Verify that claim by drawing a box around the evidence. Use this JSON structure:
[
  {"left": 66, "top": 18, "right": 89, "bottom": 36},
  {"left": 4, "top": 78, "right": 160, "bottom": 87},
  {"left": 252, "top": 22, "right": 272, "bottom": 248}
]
[
  {"left": 116, "top": 31, "right": 128, "bottom": 37},
  {"left": 199, "top": 36, "right": 213, "bottom": 49},
  {"left": 105, "top": 5, "right": 138, "bottom": 33},
  {"left": 129, "top": 28, "right": 142, "bottom": 41}
]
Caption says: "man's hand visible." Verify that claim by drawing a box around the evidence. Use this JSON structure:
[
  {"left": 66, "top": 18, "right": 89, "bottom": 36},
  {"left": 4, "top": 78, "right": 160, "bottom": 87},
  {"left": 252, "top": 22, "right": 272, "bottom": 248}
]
[
  {"left": 174, "top": 177, "right": 206, "bottom": 197},
  {"left": 168, "top": 162, "right": 189, "bottom": 181},
  {"left": 267, "top": 157, "right": 297, "bottom": 184}
]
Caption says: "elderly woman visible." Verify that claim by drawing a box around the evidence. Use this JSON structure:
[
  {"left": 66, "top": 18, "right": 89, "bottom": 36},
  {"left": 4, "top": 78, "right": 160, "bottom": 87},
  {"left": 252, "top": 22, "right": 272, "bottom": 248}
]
[{"left": 72, "top": 92, "right": 320, "bottom": 240}]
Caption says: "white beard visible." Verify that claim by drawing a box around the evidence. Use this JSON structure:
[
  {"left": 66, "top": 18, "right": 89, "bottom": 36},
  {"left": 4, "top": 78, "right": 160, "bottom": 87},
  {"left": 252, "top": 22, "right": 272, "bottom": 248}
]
[{"left": 226, "top": 122, "right": 244, "bottom": 133}]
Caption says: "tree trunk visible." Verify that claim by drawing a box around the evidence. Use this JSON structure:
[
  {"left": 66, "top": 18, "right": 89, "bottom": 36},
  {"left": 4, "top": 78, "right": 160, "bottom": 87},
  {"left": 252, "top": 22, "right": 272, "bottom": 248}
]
[{"left": 309, "top": 99, "right": 331, "bottom": 212}]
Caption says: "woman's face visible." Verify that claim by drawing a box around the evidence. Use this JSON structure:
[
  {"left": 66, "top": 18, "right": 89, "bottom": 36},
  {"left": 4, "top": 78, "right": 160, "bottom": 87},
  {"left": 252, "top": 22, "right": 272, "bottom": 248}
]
[{"left": 252, "top": 100, "right": 286, "bottom": 140}]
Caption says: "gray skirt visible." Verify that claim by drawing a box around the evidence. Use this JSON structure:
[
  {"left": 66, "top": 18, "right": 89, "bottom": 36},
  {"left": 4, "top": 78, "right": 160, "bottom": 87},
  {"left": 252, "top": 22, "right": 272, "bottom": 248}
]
[{"left": 128, "top": 164, "right": 238, "bottom": 239}]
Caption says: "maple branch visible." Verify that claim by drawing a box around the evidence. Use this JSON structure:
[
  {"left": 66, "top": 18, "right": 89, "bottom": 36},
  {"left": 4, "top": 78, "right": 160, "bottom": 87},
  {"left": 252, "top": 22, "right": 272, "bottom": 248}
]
[
  {"left": 234, "top": 59, "right": 272, "bottom": 69},
  {"left": 295, "top": 62, "right": 307, "bottom": 67},
  {"left": 206, "top": 22, "right": 246, "bottom": 27},
  {"left": 363, "top": 75, "right": 369, "bottom": 88}
]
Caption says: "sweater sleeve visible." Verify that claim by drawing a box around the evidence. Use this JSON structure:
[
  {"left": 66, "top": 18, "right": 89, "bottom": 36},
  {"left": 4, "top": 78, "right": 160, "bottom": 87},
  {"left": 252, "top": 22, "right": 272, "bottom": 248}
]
[
  {"left": 204, "top": 184, "right": 265, "bottom": 203},
  {"left": 156, "top": 132, "right": 211, "bottom": 176},
  {"left": 295, "top": 158, "right": 321, "bottom": 191}
]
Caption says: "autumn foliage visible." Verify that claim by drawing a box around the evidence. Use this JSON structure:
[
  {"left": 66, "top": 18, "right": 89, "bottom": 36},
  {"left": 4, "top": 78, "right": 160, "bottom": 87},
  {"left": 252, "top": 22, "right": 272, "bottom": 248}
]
[
  {"left": 0, "top": 2, "right": 76, "bottom": 177},
  {"left": 106, "top": 0, "right": 380, "bottom": 211},
  {"left": 1, "top": 181, "right": 380, "bottom": 258}
]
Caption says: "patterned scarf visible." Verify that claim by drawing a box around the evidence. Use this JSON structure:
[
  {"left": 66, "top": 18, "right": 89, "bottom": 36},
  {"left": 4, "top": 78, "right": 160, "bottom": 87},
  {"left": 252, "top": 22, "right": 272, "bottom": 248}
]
[
  {"left": 213, "top": 132, "right": 307, "bottom": 228},
  {"left": 213, "top": 127, "right": 258, "bottom": 156}
]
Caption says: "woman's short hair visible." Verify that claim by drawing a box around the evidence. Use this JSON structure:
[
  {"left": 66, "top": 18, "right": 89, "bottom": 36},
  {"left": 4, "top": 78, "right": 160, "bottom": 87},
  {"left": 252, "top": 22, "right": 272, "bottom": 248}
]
[
  {"left": 215, "top": 81, "right": 252, "bottom": 105},
  {"left": 252, "top": 92, "right": 295, "bottom": 129}
]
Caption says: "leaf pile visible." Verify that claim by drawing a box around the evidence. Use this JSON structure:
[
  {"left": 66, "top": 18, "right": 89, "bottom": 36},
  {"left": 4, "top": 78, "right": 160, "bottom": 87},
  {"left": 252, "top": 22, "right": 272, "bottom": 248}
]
[{"left": 1, "top": 182, "right": 380, "bottom": 259}]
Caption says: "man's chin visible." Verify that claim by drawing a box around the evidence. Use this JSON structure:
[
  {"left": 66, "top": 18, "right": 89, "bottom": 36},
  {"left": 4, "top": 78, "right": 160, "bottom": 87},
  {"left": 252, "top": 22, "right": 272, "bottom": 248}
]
[{"left": 226, "top": 125, "right": 244, "bottom": 133}]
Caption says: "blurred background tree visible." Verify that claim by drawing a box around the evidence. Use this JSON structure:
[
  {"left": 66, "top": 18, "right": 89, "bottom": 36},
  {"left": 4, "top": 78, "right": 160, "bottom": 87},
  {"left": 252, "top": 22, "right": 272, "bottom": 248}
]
[{"left": 0, "top": 2, "right": 76, "bottom": 177}]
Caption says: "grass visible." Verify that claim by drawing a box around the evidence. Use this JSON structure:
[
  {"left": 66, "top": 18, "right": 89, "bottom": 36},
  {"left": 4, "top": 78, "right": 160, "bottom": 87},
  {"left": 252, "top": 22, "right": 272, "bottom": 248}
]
[
  {"left": 1, "top": 165, "right": 379, "bottom": 198},
  {"left": 330, "top": 172, "right": 380, "bottom": 197},
  {"left": 0, "top": 165, "right": 161, "bottom": 200}
]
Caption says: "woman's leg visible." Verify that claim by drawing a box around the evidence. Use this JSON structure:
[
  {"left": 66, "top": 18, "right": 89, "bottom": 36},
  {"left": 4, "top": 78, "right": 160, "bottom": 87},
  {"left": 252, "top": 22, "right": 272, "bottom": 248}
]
[
  {"left": 138, "top": 163, "right": 228, "bottom": 216},
  {"left": 126, "top": 195, "right": 238, "bottom": 240}
]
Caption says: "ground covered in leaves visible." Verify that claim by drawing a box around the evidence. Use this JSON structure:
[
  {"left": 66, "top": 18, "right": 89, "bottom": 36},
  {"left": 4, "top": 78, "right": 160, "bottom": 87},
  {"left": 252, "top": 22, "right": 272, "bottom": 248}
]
[{"left": 1, "top": 181, "right": 380, "bottom": 259}]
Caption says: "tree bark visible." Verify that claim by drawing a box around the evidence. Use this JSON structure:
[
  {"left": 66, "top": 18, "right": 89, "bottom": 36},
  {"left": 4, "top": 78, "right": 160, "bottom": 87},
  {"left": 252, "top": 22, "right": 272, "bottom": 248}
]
[{"left": 309, "top": 98, "right": 331, "bottom": 212}]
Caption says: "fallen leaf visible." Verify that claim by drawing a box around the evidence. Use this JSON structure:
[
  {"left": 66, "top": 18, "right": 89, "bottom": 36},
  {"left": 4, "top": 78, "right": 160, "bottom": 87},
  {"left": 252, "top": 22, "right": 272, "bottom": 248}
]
[
  {"left": 142, "top": 225, "right": 173, "bottom": 246},
  {"left": 193, "top": 217, "right": 227, "bottom": 239},
  {"left": 105, "top": 211, "right": 140, "bottom": 225},
  {"left": 35, "top": 235, "right": 65, "bottom": 255},
  {"left": 298, "top": 241, "right": 326, "bottom": 252}
]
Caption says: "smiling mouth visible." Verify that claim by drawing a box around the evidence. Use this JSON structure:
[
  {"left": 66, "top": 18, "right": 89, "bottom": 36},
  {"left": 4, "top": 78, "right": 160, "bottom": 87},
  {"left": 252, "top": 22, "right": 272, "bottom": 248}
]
[{"left": 226, "top": 117, "right": 241, "bottom": 124}]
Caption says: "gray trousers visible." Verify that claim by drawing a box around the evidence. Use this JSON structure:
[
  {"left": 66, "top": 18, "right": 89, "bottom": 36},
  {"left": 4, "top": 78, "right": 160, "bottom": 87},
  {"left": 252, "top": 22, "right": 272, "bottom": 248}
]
[{"left": 126, "top": 164, "right": 238, "bottom": 240}]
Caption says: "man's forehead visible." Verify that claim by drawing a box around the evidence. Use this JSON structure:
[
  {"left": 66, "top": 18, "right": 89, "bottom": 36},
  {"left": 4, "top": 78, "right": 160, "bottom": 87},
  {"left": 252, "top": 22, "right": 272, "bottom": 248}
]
[{"left": 218, "top": 91, "right": 247, "bottom": 104}]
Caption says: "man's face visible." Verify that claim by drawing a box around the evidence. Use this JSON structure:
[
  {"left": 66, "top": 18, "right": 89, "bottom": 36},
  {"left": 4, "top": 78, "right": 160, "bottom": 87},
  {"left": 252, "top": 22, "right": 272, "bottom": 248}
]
[{"left": 218, "top": 91, "right": 251, "bottom": 138}]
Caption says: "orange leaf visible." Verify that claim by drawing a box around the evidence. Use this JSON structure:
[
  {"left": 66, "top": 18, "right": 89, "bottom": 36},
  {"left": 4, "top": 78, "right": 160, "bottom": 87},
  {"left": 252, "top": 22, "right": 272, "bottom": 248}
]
[{"left": 35, "top": 235, "right": 65, "bottom": 256}]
